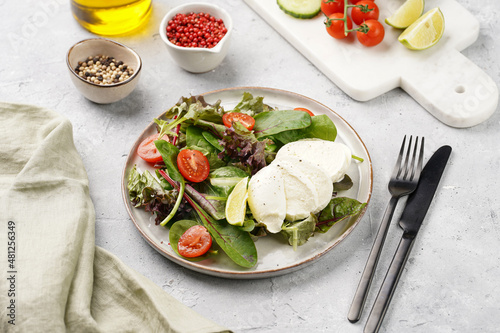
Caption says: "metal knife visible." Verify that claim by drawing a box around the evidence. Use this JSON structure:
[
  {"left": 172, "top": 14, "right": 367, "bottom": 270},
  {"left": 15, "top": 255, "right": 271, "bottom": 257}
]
[{"left": 364, "top": 145, "right": 452, "bottom": 333}]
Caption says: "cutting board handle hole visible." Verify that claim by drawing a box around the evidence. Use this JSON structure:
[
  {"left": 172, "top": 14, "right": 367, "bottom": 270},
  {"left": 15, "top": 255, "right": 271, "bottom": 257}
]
[{"left": 455, "top": 85, "right": 466, "bottom": 94}]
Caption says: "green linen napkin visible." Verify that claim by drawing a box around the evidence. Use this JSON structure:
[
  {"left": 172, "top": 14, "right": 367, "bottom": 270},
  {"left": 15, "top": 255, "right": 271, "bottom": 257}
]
[{"left": 0, "top": 102, "right": 231, "bottom": 333}]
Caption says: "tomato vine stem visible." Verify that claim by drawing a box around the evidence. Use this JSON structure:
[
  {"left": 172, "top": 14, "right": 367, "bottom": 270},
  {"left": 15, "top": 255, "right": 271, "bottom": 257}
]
[
  {"left": 323, "top": 1, "right": 373, "bottom": 36},
  {"left": 341, "top": 2, "right": 372, "bottom": 36}
]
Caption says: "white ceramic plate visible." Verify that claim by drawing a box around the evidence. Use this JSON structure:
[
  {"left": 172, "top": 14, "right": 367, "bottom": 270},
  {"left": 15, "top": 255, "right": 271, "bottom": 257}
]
[{"left": 121, "top": 87, "right": 373, "bottom": 279}]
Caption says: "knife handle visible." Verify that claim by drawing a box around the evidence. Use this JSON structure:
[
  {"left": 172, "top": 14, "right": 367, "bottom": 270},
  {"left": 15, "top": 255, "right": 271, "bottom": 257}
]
[
  {"left": 364, "top": 235, "right": 415, "bottom": 333},
  {"left": 348, "top": 196, "right": 399, "bottom": 323}
]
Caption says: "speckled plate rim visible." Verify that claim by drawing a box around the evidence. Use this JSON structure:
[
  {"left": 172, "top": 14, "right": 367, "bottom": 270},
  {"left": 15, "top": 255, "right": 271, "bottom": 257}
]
[{"left": 121, "top": 87, "right": 373, "bottom": 279}]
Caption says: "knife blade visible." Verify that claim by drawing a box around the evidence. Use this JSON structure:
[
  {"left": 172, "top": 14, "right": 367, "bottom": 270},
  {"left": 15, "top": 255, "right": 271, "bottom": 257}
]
[{"left": 364, "top": 145, "right": 452, "bottom": 333}]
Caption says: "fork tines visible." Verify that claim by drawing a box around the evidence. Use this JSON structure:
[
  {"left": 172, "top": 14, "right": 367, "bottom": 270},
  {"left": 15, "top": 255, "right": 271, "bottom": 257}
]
[{"left": 393, "top": 135, "right": 424, "bottom": 181}]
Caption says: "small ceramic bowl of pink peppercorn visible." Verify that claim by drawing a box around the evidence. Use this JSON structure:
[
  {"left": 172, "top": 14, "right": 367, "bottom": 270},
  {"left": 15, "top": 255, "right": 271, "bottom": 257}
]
[{"left": 159, "top": 3, "right": 232, "bottom": 73}]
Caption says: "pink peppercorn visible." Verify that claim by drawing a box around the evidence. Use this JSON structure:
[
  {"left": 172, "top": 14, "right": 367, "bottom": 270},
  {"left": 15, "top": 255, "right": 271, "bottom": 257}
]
[{"left": 166, "top": 12, "right": 228, "bottom": 48}]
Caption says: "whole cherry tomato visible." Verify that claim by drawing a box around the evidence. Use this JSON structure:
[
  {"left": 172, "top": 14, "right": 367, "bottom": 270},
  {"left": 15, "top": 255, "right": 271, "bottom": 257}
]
[
  {"left": 351, "top": 0, "right": 379, "bottom": 26},
  {"left": 325, "top": 13, "right": 353, "bottom": 39},
  {"left": 349, "top": 0, "right": 373, "bottom": 4},
  {"left": 356, "top": 19, "right": 385, "bottom": 47},
  {"left": 321, "top": 0, "right": 345, "bottom": 16}
]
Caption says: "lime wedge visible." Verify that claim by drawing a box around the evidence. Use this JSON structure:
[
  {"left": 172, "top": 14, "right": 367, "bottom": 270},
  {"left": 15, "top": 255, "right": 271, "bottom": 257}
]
[
  {"left": 225, "top": 177, "right": 249, "bottom": 226},
  {"left": 385, "top": 0, "right": 425, "bottom": 29},
  {"left": 398, "top": 8, "right": 445, "bottom": 50}
]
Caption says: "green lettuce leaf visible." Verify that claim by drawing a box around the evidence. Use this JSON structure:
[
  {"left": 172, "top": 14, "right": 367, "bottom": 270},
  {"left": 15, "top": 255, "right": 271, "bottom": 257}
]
[
  {"left": 155, "top": 95, "right": 224, "bottom": 139},
  {"left": 229, "top": 92, "right": 273, "bottom": 116},
  {"left": 128, "top": 166, "right": 166, "bottom": 207},
  {"left": 127, "top": 166, "right": 190, "bottom": 225}
]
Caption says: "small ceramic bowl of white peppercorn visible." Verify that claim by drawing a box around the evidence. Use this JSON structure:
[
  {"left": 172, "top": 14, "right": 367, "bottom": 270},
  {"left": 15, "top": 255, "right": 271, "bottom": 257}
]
[
  {"left": 159, "top": 3, "right": 232, "bottom": 73},
  {"left": 66, "top": 38, "right": 142, "bottom": 104}
]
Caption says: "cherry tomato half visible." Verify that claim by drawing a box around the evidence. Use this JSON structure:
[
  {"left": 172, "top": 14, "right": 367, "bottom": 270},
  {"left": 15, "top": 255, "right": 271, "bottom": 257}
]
[
  {"left": 325, "top": 13, "right": 353, "bottom": 39},
  {"left": 177, "top": 149, "right": 210, "bottom": 183},
  {"left": 294, "top": 107, "right": 315, "bottom": 116},
  {"left": 321, "top": 0, "right": 345, "bottom": 16},
  {"left": 137, "top": 133, "right": 169, "bottom": 163},
  {"left": 178, "top": 225, "right": 212, "bottom": 258},
  {"left": 351, "top": 1, "right": 379, "bottom": 26},
  {"left": 357, "top": 19, "right": 385, "bottom": 47},
  {"left": 222, "top": 112, "right": 255, "bottom": 130}
]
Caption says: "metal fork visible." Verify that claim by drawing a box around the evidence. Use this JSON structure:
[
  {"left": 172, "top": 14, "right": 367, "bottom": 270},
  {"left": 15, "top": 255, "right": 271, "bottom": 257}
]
[{"left": 348, "top": 135, "right": 424, "bottom": 323}]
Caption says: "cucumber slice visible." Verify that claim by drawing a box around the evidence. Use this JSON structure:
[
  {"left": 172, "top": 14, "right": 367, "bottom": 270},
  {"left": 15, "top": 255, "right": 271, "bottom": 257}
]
[{"left": 277, "top": 0, "right": 322, "bottom": 19}]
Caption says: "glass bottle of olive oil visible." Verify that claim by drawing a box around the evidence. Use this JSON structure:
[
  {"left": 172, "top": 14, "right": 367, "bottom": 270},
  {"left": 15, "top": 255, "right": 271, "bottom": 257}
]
[{"left": 71, "top": 0, "right": 152, "bottom": 36}]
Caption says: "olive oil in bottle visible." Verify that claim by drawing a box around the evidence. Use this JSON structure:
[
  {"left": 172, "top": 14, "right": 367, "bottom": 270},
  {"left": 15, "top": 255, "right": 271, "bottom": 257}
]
[{"left": 71, "top": 0, "right": 152, "bottom": 36}]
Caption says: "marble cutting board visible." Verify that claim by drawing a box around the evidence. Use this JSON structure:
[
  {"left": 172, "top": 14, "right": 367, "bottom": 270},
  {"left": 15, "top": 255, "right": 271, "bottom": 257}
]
[{"left": 243, "top": 0, "right": 498, "bottom": 127}]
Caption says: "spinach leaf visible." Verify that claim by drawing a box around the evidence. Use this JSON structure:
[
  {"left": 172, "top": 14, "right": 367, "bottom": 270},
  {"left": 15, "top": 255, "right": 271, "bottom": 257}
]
[
  {"left": 272, "top": 114, "right": 337, "bottom": 144},
  {"left": 281, "top": 214, "right": 317, "bottom": 250},
  {"left": 316, "top": 197, "right": 367, "bottom": 233},
  {"left": 159, "top": 170, "right": 258, "bottom": 268},
  {"left": 333, "top": 174, "right": 353, "bottom": 192},
  {"left": 253, "top": 110, "right": 311, "bottom": 139},
  {"left": 202, "top": 131, "right": 224, "bottom": 151},
  {"left": 154, "top": 140, "right": 186, "bottom": 226},
  {"left": 196, "top": 204, "right": 258, "bottom": 268},
  {"left": 186, "top": 125, "right": 225, "bottom": 169},
  {"left": 154, "top": 140, "right": 182, "bottom": 182}
]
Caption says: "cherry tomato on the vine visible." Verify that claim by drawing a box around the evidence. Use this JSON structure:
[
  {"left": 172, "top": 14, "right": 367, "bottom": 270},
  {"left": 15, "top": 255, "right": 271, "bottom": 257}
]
[
  {"left": 351, "top": 0, "right": 379, "bottom": 26},
  {"left": 178, "top": 225, "right": 212, "bottom": 258},
  {"left": 137, "top": 133, "right": 170, "bottom": 163},
  {"left": 356, "top": 19, "right": 385, "bottom": 47},
  {"left": 222, "top": 112, "right": 255, "bottom": 130},
  {"left": 325, "top": 13, "right": 353, "bottom": 39},
  {"left": 321, "top": 0, "right": 345, "bottom": 16},
  {"left": 177, "top": 149, "right": 210, "bottom": 183},
  {"left": 349, "top": 0, "right": 373, "bottom": 4},
  {"left": 294, "top": 107, "right": 315, "bottom": 116}
]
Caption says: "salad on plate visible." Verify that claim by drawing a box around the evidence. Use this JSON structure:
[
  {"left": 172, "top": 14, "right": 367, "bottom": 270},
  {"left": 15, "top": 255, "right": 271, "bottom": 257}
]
[{"left": 127, "top": 92, "right": 366, "bottom": 269}]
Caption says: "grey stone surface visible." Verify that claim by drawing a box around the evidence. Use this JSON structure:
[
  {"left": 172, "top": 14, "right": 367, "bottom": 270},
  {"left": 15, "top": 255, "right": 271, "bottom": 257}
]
[{"left": 1, "top": 0, "right": 499, "bottom": 332}]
